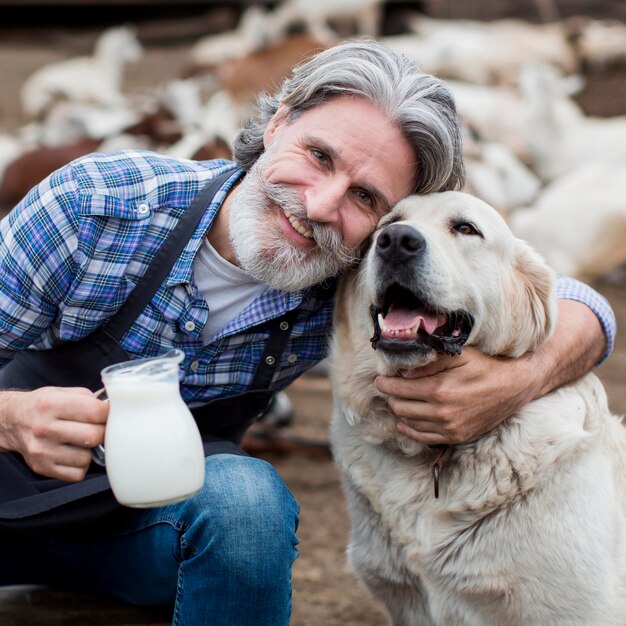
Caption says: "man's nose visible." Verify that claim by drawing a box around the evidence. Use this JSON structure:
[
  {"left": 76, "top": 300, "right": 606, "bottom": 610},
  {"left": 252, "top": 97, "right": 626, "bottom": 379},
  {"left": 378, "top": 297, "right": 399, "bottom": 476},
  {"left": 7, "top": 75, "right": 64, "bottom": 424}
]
[{"left": 304, "top": 177, "right": 347, "bottom": 223}]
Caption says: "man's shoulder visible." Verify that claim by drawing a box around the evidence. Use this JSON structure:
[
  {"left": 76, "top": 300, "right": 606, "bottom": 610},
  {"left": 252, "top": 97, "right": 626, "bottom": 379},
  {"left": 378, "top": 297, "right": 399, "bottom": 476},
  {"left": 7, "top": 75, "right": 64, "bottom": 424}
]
[{"left": 67, "top": 150, "right": 239, "bottom": 205}]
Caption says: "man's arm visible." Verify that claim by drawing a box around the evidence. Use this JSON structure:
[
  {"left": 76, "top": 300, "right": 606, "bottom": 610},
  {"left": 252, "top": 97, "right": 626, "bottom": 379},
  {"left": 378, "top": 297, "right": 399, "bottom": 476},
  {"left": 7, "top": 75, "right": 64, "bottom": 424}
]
[
  {"left": 375, "top": 279, "right": 614, "bottom": 445},
  {"left": 0, "top": 165, "right": 109, "bottom": 481}
]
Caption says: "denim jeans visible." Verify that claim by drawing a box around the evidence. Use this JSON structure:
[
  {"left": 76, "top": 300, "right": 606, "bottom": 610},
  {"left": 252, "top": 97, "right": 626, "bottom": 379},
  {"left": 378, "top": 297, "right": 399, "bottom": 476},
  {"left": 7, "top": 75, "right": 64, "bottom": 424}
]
[{"left": 0, "top": 453, "right": 300, "bottom": 626}]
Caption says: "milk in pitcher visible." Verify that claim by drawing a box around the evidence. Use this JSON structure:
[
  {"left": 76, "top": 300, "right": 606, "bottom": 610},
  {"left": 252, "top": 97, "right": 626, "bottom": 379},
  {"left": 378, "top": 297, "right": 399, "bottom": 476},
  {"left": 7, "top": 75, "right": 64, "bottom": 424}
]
[{"left": 100, "top": 350, "right": 205, "bottom": 508}]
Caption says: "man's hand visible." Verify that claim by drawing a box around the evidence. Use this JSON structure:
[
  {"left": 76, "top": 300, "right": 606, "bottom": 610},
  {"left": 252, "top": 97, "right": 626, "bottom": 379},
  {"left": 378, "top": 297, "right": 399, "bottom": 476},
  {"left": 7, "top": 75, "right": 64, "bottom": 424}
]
[
  {"left": 0, "top": 387, "right": 108, "bottom": 482},
  {"left": 375, "top": 348, "right": 540, "bottom": 445},
  {"left": 375, "top": 300, "right": 606, "bottom": 445}
]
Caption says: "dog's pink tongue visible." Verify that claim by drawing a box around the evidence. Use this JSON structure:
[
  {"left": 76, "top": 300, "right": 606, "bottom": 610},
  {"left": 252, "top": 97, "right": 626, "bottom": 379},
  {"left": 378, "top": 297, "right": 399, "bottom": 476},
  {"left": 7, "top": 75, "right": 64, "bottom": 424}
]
[{"left": 384, "top": 307, "right": 440, "bottom": 335}]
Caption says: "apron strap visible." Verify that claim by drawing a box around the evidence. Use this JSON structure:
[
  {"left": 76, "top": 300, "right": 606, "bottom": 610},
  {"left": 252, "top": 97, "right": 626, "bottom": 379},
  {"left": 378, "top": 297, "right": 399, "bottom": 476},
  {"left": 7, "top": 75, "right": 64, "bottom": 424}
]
[
  {"left": 102, "top": 170, "right": 238, "bottom": 342},
  {"left": 251, "top": 309, "right": 301, "bottom": 390}
]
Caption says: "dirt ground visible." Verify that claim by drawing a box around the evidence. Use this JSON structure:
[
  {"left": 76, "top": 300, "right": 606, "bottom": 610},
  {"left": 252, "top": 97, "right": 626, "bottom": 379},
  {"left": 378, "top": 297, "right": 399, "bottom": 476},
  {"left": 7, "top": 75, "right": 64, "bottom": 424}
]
[{"left": 0, "top": 15, "right": 625, "bottom": 626}]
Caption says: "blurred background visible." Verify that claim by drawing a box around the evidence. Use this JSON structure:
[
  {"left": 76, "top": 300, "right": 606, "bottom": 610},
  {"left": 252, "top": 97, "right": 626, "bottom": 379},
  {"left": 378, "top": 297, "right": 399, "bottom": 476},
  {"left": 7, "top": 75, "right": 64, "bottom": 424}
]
[{"left": 0, "top": 1, "right": 625, "bottom": 624}]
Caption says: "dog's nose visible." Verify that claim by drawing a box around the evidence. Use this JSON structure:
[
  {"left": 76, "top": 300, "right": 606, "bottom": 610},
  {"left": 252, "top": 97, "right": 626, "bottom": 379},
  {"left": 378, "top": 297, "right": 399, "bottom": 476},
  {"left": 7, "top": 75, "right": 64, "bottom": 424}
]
[{"left": 376, "top": 224, "right": 426, "bottom": 263}]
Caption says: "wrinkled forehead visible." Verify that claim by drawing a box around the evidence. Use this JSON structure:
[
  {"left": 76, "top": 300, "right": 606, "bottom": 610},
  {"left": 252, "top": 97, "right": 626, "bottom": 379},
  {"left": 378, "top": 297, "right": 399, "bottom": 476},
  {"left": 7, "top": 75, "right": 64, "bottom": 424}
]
[{"left": 379, "top": 191, "right": 513, "bottom": 239}]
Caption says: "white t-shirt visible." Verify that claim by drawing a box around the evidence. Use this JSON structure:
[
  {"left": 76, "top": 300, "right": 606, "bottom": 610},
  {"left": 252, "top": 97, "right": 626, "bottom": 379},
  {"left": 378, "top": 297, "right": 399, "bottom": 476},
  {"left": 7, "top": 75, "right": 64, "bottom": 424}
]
[{"left": 193, "top": 240, "right": 268, "bottom": 344}]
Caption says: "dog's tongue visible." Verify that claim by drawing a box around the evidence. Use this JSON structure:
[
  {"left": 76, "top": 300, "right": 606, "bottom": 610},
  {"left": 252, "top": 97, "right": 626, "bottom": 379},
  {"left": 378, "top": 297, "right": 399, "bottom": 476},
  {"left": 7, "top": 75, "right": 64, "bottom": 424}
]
[{"left": 383, "top": 306, "right": 441, "bottom": 335}]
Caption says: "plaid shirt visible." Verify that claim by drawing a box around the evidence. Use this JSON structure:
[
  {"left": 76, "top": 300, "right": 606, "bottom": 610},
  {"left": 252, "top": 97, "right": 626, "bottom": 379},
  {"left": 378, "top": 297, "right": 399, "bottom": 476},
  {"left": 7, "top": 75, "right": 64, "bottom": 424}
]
[
  {"left": 0, "top": 151, "right": 334, "bottom": 405},
  {"left": 0, "top": 151, "right": 616, "bottom": 406}
]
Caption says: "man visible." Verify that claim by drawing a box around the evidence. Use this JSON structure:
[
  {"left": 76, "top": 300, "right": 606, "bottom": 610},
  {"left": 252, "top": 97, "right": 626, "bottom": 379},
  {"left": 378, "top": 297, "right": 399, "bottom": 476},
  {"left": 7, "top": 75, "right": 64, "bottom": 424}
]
[{"left": 0, "top": 40, "right": 615, "bottom": 625}]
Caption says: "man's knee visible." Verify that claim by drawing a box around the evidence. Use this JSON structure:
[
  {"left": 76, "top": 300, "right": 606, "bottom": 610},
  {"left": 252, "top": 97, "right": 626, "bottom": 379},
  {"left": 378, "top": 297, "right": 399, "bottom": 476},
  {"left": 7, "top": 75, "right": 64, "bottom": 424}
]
[{"left": 178, "top": 454, "right": 300, "bottom": 562}]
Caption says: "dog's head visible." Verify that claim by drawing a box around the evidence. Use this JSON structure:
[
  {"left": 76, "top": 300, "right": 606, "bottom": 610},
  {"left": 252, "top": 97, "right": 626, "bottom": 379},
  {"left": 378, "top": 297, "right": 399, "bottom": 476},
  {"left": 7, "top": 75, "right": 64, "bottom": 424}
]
[{"left": 360, "top": 191, "right": 557, "bottom": 370}]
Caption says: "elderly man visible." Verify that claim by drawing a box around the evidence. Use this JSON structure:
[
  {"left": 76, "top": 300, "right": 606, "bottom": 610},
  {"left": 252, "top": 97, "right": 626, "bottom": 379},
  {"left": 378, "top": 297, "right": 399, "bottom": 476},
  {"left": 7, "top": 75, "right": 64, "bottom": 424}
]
[{"left": 0, "top": 40, "right": 614, "bottom": 625}]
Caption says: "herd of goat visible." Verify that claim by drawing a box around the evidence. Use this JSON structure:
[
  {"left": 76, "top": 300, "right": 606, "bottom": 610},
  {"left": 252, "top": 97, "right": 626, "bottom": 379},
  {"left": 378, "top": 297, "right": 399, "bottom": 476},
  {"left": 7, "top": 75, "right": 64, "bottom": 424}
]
[{"left": 1, "top": 1, "right": 626, "bottom": 282}]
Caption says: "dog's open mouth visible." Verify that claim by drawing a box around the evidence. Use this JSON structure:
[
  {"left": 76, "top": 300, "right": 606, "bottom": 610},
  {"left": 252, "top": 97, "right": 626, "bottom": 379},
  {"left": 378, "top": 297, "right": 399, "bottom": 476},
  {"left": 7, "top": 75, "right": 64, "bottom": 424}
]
[{"left": 369, "top": 284, "right": 474, "bottom": 356}]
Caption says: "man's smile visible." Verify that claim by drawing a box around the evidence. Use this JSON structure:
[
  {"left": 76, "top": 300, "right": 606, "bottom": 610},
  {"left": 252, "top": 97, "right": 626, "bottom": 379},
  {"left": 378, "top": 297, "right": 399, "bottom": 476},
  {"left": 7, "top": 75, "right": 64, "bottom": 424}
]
[
  {"left": 277, "top": 206, "right": 317, "bottom": 249},
  {"left": 284, "top": 210, "right": 314, "bottom": 240}
]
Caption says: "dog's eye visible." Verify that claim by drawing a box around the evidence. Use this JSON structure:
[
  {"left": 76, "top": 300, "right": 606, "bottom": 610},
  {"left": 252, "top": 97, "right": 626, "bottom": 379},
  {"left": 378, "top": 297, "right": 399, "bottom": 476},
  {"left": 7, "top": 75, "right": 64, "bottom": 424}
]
[{"left": 453, "top": 222, "right": 482, "bottom": 237}]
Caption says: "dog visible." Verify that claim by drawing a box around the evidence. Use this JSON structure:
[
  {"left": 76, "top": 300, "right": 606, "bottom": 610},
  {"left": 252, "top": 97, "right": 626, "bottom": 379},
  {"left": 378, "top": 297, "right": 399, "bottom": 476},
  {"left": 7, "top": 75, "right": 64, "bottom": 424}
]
[{"left": 329, "top": 191, "right": 626, "bottom": 626}]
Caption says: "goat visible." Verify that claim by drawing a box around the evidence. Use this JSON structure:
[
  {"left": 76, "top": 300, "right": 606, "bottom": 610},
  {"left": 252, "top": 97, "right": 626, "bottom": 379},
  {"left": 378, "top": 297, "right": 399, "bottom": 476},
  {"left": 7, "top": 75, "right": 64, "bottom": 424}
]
[
  {"left": 269, "top": 0, "right": 383, "bottom": 43},
  {"left": 25, "top": 101, "right": 140, "bottom": 147},
  {"left": 397, "top": 16, "right": 577, "bottom": 85},
  {"left": 509, "top": 159, "right": 626, "bottom": 280},
  {"left": 20, "top": 26, "right": 142, "bottom": 119},
  {"left": 165, "top": 90, "right": 240, "bottom": 161},
  {"left": 190, "top": 6, "right": 279, "bottom": 68},
  {"left": 520, "top": 62, "right": 626, "bottom": 180},
  {"left": 566, "top": 17, "right": 626, "bottom": 70},
  {"left": 464, "top": 138, "right": 541, "bottom": 215}
]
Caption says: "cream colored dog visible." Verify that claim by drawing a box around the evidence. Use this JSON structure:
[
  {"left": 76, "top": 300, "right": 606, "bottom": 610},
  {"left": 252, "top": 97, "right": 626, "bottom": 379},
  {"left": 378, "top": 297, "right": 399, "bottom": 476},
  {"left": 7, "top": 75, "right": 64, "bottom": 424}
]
[{"left": 330, "top": 191, "right": 626, "bottom": 626}]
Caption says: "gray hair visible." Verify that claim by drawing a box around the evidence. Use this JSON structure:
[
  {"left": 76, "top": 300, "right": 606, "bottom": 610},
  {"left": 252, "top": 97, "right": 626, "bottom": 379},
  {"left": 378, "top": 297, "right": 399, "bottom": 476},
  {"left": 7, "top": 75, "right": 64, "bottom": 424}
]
[{"left": 233, "top": 39, "right": 465, "bottom": 194}]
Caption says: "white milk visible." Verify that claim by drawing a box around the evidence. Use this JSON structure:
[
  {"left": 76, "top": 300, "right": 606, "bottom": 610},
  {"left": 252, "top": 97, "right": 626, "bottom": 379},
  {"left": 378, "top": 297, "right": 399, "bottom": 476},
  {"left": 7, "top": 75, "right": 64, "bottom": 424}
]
[{"left": 101, "top": 352, "right": 205, "bottom": 508}]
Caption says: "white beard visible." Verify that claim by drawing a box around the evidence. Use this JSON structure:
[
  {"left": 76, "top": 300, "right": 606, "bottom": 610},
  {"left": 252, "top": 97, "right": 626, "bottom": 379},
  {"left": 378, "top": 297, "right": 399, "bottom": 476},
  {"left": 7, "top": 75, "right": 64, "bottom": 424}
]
[{"left": 228, "top": 151, "right": 359, "bottom": 292}]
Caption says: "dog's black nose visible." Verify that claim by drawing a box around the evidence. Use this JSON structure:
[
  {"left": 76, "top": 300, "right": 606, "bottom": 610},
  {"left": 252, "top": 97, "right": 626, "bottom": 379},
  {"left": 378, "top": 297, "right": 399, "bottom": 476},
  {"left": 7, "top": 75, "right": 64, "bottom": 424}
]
[{"left": 376, "top": 224, "right": 426, "bottom": 263}]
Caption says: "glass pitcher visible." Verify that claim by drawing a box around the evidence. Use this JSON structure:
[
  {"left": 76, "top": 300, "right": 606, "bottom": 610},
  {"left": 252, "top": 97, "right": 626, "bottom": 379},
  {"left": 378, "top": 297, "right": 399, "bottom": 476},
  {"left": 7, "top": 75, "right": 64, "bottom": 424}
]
[{"left": 96, "top": 349, "right": 205, "bottom": 508}]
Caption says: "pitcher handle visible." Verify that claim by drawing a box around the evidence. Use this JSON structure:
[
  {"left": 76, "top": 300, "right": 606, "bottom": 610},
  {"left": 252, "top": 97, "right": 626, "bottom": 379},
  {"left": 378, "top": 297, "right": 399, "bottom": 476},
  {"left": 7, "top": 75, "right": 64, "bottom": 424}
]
[{"left": 91, "top": 388, "right": 108, "bottom": 467}]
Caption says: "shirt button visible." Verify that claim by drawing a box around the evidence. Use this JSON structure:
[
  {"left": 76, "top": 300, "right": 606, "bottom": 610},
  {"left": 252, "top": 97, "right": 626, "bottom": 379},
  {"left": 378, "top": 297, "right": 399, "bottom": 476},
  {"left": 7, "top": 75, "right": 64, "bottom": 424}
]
[
  {"left": 287, "top": 353, "right": 298, "bottom": 364},
  {"left": 265, "top": 355, "right": 276, "bottom": 366},
  {"left": 279, "top": 321, "right": 289, "bottom": 331},
  {"left": 184, "top": 321, "right": 196, "bottom": 332},
  {"left": 137, "top": 203, "right": 150, "bottom": 215},
  {"left": 190, "top": 360, "right": 200, "bottom": 372}
]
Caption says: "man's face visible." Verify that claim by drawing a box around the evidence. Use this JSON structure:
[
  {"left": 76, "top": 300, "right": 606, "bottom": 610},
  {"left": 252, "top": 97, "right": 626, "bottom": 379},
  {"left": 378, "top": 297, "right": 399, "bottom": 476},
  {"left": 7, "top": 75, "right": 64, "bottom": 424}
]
[{"left": 229, "top": 96, "right": 417, "bottom": 291}]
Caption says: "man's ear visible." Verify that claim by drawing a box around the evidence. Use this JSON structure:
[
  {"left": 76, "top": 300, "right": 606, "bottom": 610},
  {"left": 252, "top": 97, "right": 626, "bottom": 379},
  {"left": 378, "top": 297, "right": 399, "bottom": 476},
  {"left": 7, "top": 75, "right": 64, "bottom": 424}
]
[{"left": 263, "top": 104, "right": 290, "bottom": 148}]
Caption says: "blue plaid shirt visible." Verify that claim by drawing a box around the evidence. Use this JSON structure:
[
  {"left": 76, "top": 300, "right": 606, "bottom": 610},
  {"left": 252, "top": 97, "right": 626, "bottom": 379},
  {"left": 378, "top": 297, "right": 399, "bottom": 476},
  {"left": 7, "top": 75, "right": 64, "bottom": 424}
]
[
  {"left": 0, "top": 151, "right": 616, "bottom": 406},
  {"left": 0, "top": 151, "right": 334, "bottom": 404}
]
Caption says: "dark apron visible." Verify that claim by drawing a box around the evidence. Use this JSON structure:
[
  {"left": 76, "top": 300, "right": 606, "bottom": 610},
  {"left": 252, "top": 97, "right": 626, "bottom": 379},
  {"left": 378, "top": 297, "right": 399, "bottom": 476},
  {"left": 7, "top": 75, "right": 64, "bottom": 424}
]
[{"left": 0, "top": 171, "right": 298, "bottom": 533}]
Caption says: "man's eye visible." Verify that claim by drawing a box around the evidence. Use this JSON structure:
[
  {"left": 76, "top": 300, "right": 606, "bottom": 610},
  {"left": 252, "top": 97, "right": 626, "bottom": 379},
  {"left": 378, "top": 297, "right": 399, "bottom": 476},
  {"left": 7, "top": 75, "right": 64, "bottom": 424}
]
[
  {"left": 354, "top": 189, "right": 374, "bottom": 207},
  {"left": 312, "top": 149, "right": 328, "bottom": 163},
  {"left": 453, "top": 222, "right": 482, "bottom": 236}
]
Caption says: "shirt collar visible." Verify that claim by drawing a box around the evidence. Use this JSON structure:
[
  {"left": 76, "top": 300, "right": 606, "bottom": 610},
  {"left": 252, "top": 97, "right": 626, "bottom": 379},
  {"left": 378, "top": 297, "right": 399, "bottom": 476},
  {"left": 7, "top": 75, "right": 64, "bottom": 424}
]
[{"left": 165, "top": 164, "right": 244, "bottom": 287}]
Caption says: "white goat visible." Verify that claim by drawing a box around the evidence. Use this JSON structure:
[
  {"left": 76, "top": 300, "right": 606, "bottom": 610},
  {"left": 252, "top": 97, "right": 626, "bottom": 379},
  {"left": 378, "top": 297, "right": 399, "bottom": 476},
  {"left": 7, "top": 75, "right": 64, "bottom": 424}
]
[
  {"left": 165, "top": 89, "right": 241, "bottom": 160},
  {"left": 439, "top": 75, "right": 581, "bottom": 165},
  {"left": 401, "top": 16, "right": 577, "bottom": 85},
  {"left": 509, "top": 158, "right": 626, "bottom": 280},
  {"left": 161, "top": 78, "right": 206, "bottom": 133},
  {"left": 29, "top": 101, "right": 140, "bottom": 147},
  {"left": 20, "top": 26, "right": 143, "bottom": 119},
  {"left": 444, "top": 79, "right": 533, "bottom": 163},
  {"left": 464, "top": 140, "right": 542, "bottom": 214},
  {"left": 567, "top": 17, "right": 626, "bottom": 69},
  {"left": 190, "top": 6, "right": 280, "bottom": 67},
  {"left": 520, "top": 62, "right": 626, "bottom": 180},
  {"left": 270, "top": 0, "right": 383, "bottom": 43}
]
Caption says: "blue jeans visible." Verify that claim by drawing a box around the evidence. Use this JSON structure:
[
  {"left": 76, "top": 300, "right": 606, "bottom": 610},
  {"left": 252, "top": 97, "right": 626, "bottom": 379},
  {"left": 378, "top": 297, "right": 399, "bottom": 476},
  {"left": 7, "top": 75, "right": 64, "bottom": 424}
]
[{"left": 0, "top": 453, "right": 300, "bottom": 626}]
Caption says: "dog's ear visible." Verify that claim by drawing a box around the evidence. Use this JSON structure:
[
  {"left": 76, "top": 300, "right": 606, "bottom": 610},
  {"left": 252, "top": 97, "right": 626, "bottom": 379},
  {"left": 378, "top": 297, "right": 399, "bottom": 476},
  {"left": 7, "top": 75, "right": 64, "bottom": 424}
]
[{"left": 505, "top": 239, "right": 557, "bottom": 357}]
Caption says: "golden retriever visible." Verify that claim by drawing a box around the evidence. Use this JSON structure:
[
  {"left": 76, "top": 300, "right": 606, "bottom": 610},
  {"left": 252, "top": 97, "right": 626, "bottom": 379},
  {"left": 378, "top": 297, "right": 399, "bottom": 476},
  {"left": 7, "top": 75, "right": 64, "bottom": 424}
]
[{"left": 330, "top": 191, "right": 626, "bottom": 626}]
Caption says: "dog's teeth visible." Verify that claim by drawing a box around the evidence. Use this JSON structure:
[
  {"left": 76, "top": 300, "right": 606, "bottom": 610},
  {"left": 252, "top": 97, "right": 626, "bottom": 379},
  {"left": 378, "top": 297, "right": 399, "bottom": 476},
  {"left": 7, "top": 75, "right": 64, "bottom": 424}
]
[
  {"left": 377, "top": 313, "right": 421, "bottom": 339},
  {"left": 378, "top": 313, "right": 386, "bottom": 331}
]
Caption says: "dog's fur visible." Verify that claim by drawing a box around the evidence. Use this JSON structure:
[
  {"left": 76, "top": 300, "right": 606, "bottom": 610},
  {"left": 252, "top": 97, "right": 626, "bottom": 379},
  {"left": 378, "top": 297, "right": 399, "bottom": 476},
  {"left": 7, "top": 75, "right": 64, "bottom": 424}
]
[{"left": 330, "top": 191, "right": 626, "bottom": 626}]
